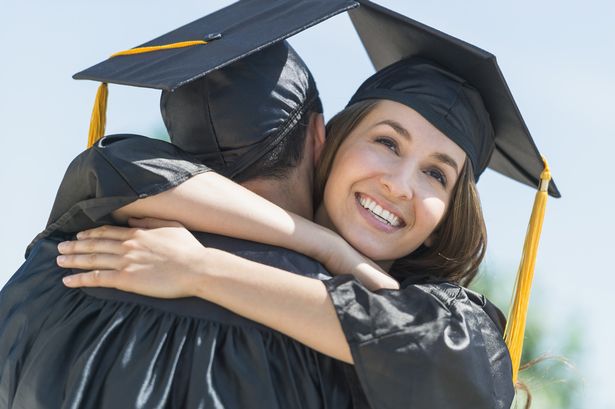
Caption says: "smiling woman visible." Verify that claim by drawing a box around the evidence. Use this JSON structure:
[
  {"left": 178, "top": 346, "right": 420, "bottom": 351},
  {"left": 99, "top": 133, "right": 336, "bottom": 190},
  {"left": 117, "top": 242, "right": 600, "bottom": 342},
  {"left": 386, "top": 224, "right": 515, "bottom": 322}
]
[{"left": 315, "top": 99, "right": 486, "bottom": 284}]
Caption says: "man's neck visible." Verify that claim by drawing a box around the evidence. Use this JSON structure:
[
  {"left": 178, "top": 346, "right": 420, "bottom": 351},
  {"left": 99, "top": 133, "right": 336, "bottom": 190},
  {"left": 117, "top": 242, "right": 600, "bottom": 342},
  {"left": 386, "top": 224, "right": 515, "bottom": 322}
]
[{"left": 241, "top": 176, "right": 313, "bottom": 220}]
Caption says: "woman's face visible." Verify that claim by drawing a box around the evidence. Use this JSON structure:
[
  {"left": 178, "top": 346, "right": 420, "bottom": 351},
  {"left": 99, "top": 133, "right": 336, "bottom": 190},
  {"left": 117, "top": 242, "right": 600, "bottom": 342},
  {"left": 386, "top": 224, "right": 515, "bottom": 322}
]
[{"left": 319, "top": 100, "right": 467, "bottom": 262}]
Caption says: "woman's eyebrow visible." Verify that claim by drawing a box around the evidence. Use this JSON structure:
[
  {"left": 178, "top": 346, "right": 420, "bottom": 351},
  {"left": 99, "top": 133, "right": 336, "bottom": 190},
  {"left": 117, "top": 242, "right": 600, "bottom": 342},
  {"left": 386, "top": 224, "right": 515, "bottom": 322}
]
[
  {"left": 375, "top": 120, "right": 411, "bottom": 140},
  {"left": 431, "top": 152, "right": 459, "bottom": 175}
]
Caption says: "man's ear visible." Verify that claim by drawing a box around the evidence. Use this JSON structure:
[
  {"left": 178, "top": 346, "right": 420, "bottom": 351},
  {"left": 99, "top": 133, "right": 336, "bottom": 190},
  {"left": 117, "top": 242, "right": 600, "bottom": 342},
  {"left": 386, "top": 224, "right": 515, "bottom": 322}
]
[{"left": 310, "top": 113, "right": 326, "bottom": 166}]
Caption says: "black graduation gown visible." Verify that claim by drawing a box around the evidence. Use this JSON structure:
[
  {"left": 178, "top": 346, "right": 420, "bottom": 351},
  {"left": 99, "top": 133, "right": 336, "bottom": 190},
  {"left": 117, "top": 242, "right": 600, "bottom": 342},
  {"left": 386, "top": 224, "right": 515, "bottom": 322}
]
[
  {"left": 0, "top": 135, "right": 355, "bottom": 409},
  {"left": 0, "top": 134, "right": 514, "bottom": 409}
]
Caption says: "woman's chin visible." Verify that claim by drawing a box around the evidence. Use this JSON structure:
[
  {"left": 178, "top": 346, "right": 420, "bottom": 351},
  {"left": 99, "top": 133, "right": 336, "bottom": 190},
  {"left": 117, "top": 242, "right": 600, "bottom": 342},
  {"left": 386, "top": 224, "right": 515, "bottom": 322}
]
[{"left": 348, "top": 237, "right": 410, "bottom": 264}]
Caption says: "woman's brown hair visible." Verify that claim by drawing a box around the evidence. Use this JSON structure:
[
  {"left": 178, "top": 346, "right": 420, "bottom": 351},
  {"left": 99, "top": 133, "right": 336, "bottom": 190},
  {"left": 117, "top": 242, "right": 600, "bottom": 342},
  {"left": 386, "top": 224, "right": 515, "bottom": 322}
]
[{"left": 315, "top": 100, "right": 487, "bottom": 286}]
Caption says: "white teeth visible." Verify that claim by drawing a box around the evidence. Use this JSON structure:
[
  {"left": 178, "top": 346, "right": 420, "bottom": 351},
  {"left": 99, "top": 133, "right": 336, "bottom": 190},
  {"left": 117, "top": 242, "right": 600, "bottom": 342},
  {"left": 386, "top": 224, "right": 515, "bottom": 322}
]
[{"left": 357, "top": 195, "right": 402, "bottom": 227}]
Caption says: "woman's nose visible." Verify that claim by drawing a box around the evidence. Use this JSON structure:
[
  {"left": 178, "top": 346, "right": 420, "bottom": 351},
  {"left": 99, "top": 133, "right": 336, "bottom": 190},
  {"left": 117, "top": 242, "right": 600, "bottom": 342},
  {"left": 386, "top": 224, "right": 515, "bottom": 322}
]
[{"left": 379, "top": 166, "right": 415, "bottom": 201}]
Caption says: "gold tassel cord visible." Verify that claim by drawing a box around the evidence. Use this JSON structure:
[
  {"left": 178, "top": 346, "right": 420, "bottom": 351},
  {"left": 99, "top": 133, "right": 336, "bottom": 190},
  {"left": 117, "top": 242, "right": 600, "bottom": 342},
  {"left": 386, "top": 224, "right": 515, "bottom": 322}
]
[
  {"left": 87, "top": 83, "right": 108, "bottom": 148},
  {"left": 504, "top": 158, "right": 552, "bottom": 383},
  {"left": 86, "top": 40, "right": 208, "bottom": 147},
  {"left": 109, "top": 40, "right": 208, "bottom": 58}
]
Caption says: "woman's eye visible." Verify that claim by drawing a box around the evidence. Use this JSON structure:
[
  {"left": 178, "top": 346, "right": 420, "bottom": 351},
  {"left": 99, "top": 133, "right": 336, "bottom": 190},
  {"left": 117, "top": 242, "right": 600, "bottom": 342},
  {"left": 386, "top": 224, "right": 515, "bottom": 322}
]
[
  {"left": 425, "top": 168, "right": 447, "bottom": 187},
  {"left": 375, "top": 137, "right": 399, "bottom": 154}
]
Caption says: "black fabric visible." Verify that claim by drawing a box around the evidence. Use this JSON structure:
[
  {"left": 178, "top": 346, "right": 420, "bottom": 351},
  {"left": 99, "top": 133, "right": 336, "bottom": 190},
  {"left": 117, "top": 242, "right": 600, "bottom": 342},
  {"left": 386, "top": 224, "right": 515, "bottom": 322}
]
[
  {"left": 324, "top": 275, "right": 515, "bottom": 409},
  {"left": 1, "top": 236, "right": 358, "bottom": 409},
  {"left": 1, "top": 135, "right": 356, "bottom": 409},
  {"left": 349, "top": 0, "right": 560, "bottom": 197},
  {"left": 28, "top": 134, "right": 210, "bottom": 255},
  {"left": 160, "top": 42, "right": 321, "bottom": 178},
  {"left": 73, "top": 0, "right": 358, "bottom": 91}
]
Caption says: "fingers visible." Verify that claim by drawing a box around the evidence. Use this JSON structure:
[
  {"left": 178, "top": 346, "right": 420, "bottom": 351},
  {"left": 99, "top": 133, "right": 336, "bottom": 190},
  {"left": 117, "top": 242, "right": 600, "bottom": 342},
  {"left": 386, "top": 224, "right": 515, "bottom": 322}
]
[
  {"left": 57, "top": 253, "right": 123, "bottom": 271},
  {"left": 62, "top": 270, "right": 118, "bottom": 288},
  {"left": 58, "top": 239, "right": 124, "bottom": 255},
  {"left": 77, "top": 225, "right": 137, "bottom": 240},
  {"left": 128, "top": 217, "right": 184, "bottom": 229}
]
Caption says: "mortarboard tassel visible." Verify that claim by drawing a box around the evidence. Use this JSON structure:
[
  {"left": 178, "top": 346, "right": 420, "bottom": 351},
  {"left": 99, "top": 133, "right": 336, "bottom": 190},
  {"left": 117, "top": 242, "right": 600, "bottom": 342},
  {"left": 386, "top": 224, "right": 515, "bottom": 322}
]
[
  {"left": 87, "top": 83, "right": 108, "bottom": 148},
  {"left": 504, "top": 157, "right": 552, "bottom": 383},
  {"left": 86, "top": 40, "right": 209, "bottom": 148}
]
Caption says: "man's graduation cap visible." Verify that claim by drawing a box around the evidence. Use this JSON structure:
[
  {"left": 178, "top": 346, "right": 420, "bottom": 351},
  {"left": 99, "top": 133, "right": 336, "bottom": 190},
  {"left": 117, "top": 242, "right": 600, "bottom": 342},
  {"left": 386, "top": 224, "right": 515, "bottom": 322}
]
[
  {"left": 74, "top": 0, "right": 358, "bottom": 175},
  {"left": 346, "top": 0, "right": 557, "bottom": 383}
]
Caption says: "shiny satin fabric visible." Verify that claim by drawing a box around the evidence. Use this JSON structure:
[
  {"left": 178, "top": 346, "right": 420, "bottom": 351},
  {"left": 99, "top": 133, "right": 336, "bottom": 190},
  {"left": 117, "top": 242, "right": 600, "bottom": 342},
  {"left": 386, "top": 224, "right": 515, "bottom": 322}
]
[
  {"left": 325, "top": 276, "right": 515, "bottom": 409},
  {"left": 2, "top": 134, "right": 358, "bottom": 408},
  {"left": 1, "top": 237, "right": 354, "bottom": 409},
  {"left": 1, "top": 135, "right": 513, "bottom": 408}
]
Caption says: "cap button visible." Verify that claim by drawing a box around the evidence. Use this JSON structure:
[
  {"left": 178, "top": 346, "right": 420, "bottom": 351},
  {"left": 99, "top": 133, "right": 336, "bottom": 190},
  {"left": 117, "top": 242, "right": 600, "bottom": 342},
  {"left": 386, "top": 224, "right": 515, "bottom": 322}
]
[{"left": 203, "top": 33, "right": 222, "bottom": 42}]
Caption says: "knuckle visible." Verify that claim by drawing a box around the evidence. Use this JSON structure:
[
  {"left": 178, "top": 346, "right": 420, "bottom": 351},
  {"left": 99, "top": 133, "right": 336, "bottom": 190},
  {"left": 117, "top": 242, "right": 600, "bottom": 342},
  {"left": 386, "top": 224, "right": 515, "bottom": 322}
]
[
  {"left": 85, "top": 239, "right": 97, "bottom": 253},
  {"left": 62, "top": 241, "right": 75, "bottom": 252},
  {"left": 122, "top": 239, "right": 137, "bottom": 251},
  {"left": 87, "top": 253, "right": 98, "bottom": 265}
]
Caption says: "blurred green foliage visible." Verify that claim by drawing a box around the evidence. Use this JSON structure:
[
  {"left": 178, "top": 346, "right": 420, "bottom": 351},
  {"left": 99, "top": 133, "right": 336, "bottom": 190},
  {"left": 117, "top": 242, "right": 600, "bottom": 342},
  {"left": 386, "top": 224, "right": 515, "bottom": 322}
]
[{"left": 470, "top": 267, "right": 584, "bottom": 409}]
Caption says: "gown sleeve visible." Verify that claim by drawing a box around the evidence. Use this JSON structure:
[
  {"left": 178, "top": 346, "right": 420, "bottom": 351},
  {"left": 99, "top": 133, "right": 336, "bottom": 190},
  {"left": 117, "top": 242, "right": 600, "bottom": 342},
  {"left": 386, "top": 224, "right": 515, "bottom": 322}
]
[
  {"left": 28, "top": 134, "right": 210, "bottom": 253},
  {"left": 324, "top": 275, "right": 515, "bottom": 409}
]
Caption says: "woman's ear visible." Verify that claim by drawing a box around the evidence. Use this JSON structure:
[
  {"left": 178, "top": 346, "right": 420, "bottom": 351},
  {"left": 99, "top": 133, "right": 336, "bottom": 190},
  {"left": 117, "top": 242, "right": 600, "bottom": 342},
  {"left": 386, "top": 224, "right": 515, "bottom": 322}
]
[{"left": 310, "top": 113, "right": 326, "bottom": 166}]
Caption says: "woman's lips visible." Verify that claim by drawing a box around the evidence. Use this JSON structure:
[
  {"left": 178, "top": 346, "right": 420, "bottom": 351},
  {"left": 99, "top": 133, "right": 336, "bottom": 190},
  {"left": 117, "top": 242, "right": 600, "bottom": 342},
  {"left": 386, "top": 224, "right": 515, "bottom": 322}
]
[{"left": 354, "top": 193, "right": 406, "bottom": 233}]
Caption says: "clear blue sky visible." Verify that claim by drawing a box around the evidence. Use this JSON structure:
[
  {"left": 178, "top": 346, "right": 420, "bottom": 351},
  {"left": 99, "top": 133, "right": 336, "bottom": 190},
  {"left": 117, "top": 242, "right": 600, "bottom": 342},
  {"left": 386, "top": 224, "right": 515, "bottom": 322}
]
[{"left": 1, "top": 1, "right": 613, "bottom": 407}]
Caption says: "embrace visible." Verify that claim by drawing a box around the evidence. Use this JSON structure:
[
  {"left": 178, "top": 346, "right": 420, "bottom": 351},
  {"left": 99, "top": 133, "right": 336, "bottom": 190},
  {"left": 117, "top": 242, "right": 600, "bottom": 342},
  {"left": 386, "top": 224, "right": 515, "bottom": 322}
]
[{"left": 0, "top": 1, "right": 558, "bottom": 408}]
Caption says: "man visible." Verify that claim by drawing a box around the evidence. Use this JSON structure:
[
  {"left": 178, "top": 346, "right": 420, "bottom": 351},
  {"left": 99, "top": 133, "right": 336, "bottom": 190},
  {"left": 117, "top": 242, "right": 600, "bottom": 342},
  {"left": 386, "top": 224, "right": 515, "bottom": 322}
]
[{"left": 0, "top": 35, "right": 368, "bottom": 407}]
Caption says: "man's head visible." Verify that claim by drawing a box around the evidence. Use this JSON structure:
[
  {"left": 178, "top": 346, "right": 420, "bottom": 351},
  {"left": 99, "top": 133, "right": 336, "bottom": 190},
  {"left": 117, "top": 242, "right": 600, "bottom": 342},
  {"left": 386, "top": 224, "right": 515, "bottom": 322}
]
[
  {"left": 160, "top": 41, "right": 325, "bottom": 217},
  {"left": 162, "top": 42, "right": 322, "bottom": 171}
]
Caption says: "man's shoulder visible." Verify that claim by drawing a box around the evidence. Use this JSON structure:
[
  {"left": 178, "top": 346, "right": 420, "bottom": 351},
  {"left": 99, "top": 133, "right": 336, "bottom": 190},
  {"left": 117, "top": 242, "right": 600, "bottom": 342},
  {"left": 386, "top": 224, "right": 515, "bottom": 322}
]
[{"left": 193, "top": 232, "right": 331, "bottom": 280}]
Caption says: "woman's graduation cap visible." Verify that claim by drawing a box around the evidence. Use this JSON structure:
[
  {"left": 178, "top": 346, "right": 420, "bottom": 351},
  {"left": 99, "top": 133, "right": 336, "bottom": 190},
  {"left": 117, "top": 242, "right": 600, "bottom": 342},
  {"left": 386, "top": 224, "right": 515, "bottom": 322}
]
[
  {"left": 347, "top": 0, "right": 559, "bottom": 383},
  {"left": 73, "top": 0, "right": 358, "bottom": 159}
]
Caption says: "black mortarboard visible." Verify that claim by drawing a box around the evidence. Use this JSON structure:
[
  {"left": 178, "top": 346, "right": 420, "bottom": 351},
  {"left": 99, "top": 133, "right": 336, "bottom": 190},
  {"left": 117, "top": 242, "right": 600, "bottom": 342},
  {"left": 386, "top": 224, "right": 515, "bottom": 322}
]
[
  {"left": 347, "top": 0, "right": 559, "bottom": 198},
  {"left": 75, "top": 0, "right": 357, "bottom": 91},
  {"left": 73, "top": 0, "right": 358, "bottom": 175}
]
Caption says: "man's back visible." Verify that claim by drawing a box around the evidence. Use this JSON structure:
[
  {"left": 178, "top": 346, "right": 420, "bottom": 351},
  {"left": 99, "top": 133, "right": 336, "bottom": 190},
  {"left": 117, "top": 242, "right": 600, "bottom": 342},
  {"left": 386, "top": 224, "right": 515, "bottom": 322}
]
[
  {"left": 0, "top": 136, "right": 355, "bottom": 408},
  {"left": 0, "top": 233, "right": 354, "bottom": 408}
]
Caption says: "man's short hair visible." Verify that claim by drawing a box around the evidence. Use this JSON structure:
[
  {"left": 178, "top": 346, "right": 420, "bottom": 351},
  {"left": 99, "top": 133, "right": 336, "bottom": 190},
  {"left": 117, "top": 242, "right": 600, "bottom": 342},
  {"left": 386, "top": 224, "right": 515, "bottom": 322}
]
[{"left": 233, "top": 96, "right": 322, "bottom": 182}]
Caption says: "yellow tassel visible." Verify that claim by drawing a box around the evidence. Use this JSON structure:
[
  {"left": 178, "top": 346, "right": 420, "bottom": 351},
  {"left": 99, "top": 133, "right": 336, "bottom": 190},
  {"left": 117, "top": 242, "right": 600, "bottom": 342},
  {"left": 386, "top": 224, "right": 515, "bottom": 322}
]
[
  {"left": 110, "top": 40, "right": 208, "bottom": 58},
  {"left": 87, "top": 83, "right": 108, "bottom": 148},
  {"left": 504, "top": 158, "right": 551, "bottom": 383},
  {"left": 85, "top": 40, "right": 208, "bottom": 147}
]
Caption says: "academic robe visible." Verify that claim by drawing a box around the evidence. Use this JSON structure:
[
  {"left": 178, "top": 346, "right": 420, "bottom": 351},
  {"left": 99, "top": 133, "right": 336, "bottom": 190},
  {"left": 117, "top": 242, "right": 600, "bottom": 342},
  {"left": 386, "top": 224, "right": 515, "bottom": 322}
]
[{"left": 0, "top": 134, "right": 514, "bottom": 409}]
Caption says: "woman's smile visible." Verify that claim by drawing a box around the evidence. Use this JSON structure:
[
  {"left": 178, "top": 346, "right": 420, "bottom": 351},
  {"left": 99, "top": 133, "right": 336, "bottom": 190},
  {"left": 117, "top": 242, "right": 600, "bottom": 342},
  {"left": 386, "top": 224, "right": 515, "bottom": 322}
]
[{"left": 355, "top": 193, "right": 406, "bottom": 231}]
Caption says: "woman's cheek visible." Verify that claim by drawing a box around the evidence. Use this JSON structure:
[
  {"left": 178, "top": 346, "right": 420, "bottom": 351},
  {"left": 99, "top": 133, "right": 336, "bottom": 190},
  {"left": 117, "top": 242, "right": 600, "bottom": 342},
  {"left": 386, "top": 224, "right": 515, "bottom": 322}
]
[{"left": 420, "top": 197, "right": 448, "bottom": 230}]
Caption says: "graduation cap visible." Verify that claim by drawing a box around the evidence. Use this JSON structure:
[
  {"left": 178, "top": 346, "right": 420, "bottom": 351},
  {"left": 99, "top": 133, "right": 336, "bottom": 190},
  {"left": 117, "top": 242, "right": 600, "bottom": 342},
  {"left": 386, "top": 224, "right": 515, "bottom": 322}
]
[
  {"left": 74, "top": 0, "right": 358, "bottom": 175},
  {"left": 346, "top": 0, "right": 557, "bottom": 383}
]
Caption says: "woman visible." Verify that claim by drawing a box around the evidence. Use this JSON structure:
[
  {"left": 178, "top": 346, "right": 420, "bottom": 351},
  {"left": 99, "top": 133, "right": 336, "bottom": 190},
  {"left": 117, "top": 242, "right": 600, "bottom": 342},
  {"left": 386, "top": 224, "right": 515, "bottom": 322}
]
[{"left": 58, "top": 58, "right": 519, "bottom": 408}]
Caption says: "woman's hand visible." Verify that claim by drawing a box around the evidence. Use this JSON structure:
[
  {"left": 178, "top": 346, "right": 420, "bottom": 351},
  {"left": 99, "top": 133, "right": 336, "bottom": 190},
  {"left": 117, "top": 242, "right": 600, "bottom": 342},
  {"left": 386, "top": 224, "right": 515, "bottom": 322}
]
[{"left": 58, "top": 218, "right": 209, "bottom": 298}]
